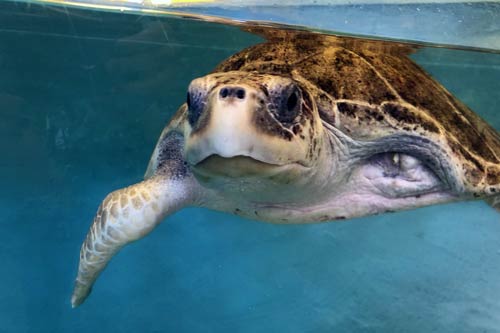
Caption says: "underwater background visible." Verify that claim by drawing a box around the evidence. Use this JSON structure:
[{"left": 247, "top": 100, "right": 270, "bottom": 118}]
[{"left": 2, "top": 1, "right": 500, "bottom": 332}]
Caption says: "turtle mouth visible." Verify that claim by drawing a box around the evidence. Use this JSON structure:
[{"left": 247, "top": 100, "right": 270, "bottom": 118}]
[{"left": 193, "top": 154, "right": 285, "bottom": 178}]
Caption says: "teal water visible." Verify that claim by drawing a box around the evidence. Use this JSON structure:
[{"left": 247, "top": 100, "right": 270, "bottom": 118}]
[{"left": 2, "top": 2, "right": 500, "bottom": 332}]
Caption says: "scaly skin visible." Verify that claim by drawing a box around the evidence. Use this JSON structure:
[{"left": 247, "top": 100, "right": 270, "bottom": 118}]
[{"left": 71, "top": 176, "right": 192, "bottom": 307}]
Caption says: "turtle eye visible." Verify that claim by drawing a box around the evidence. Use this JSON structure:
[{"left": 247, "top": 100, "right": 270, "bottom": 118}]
[
  {"left": 287, "top": 90, "right": 298, "bottom": 112},
  {"left": 275, "top": 85, "right": 301, "bottom": 125}
]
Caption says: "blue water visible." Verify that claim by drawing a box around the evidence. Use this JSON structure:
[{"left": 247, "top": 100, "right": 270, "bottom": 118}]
[{"left": 2, "top": 2, "right": 500, "bottom": 332}]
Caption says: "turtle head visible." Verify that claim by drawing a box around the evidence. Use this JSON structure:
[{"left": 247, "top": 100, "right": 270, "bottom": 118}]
[{"left": 183, "top": 72, "right": 323, "bottom": 184}]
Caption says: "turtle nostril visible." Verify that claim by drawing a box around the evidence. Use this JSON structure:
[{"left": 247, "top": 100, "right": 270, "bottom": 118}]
[
  {"left": 236, "top": 88, "right": 245, "bottom": 99},
  {"left": 220, "top": 87, "right": 229, "bottom": 99},
  {"left": 219, "top": 86, "right": 246, "bottom": 100}
]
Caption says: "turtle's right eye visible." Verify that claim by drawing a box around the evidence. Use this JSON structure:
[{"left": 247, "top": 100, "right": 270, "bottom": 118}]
[
  {"left": 271, "top": 84, "right": 302, "bottom": 126},
  {"left": 286, "top": 90, "right": 298, "bottom": 112},
  {"left": 186, "top": 88, "right": 205, "bottom": 127}
]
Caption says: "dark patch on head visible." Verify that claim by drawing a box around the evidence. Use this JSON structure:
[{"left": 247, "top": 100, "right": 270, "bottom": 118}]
[
  {"left": 226, "top": 56, "right": 246, "bottom": 71},
  {"left": 257, "top": 63, "right": 293, "bottom": 75},
  {"left": 156, "top": 132, "right": 188, "bottom": 179},
  {"left": 449, "top": 140, "right": 485, "bottom": 173},
  {"left": 253, "top": 111, "right": 293, "bottom": 141},
  {"left": 337, "top": 102, "right": 387, "bottom": 126},
  {"left": 338, "top": 102, "right": 356, "bottom": 118},
  {"left": 292, "top": 124, "right": 302, "bottom": 135},
  {"left": 465, "top": 168, "right": 484, "bottom": 188},
  {"left": 382, "top": 103, "right": 439, "bottom": 133},
  {"left": 486, "top": 167, "right": 500, "bottom": 185},
  {"left": 258, "top": 84, "right": 270, "bottom": 97},
  {"left": 315, "top": 75, "right": 339, "bottom": 100},
  {"left": 316, "top": 92, "right": 336, "bottom": 125}
]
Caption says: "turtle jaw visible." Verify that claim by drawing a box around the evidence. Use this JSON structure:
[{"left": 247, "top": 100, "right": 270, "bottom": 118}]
[
  {"left": 192, "top": 154, "right": 296, "bottom": 178},
  {"left": 190, "top": 153, "right": 314, "bottom": 204},
  {"left": 193, "top": 154, "right": 279, "bottom": 178}
]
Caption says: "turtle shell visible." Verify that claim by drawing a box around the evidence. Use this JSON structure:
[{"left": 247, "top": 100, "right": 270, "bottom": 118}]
[{"left": 214, "top": 27, "right": 500, "bottom": 196}]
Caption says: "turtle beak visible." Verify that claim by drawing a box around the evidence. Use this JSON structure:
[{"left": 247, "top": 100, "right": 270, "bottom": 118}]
[
  {"left": 185, "top": 84, "right": 289, "bottom": 166},
  {"left": 191, "top": 154, "right": 284, "bottom": 178}
]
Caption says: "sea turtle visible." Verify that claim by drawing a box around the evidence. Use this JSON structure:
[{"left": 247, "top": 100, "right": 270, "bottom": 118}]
[{"left": 71, "top": 27, "right": 500, "bottom": 307}]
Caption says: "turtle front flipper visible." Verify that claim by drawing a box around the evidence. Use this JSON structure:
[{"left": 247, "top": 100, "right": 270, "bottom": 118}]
[
  {"left": 71, "top": 175, "right": 194, "bottom": 308},
  {"left": 71, "top": 106, "right": 196, "bottom": 308}
]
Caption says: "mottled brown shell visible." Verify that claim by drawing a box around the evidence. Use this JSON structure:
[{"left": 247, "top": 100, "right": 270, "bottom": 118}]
[{"left": 214, "top": 27, "right": 500, "bottom": 196}]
